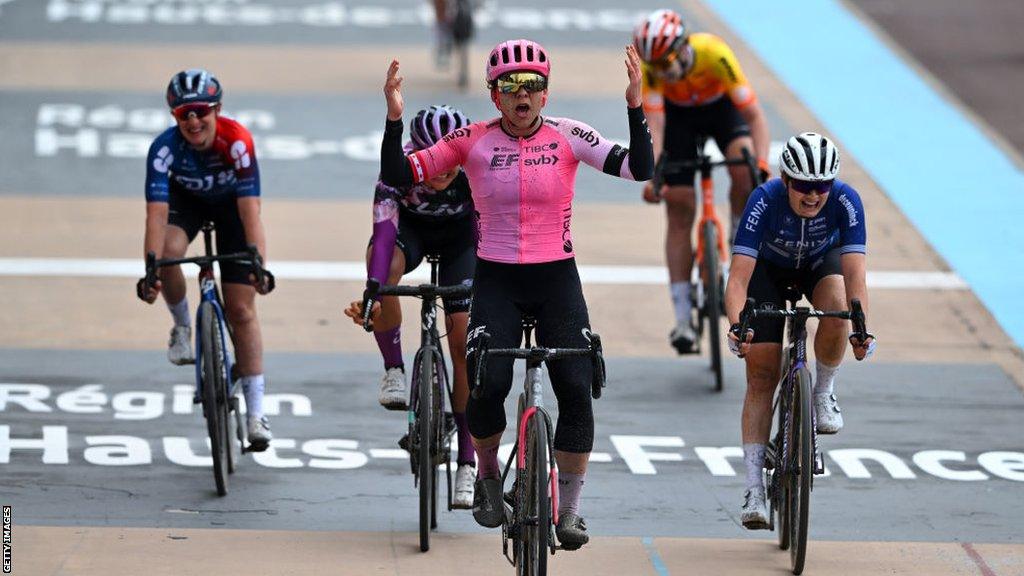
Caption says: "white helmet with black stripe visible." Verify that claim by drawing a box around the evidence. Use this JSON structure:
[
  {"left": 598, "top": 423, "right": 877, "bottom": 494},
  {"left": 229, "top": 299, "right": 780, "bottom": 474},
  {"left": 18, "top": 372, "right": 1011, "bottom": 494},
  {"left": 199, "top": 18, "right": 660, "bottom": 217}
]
[{"left": 779, "top": 132, "right": 840, "bottom": 181}]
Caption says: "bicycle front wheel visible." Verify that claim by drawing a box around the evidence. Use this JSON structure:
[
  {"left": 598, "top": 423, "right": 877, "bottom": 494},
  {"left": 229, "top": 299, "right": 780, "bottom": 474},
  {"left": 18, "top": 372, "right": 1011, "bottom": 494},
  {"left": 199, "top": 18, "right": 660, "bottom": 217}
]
[
  {"left": 418, "top": 349, "right": 435, "bottom": 552},
  {"left": 790, "top": 368, "right": 814, "bottom": 574},
  {"left": 521, "top": 412, "right": 550, "bottom": 576},
  {"left": 200, "top": 302, "right": 230, "bottom": 497},
  {"left": 776, "top": 385, "right": 793, "bottom": 551},
  {"left": 702, "top": 222, "right": 724, "bottom": 392}
]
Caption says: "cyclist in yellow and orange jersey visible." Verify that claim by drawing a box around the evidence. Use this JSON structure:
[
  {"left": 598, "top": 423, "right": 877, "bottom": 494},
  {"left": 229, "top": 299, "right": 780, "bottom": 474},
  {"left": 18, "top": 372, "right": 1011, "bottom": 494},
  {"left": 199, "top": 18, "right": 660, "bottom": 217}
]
[{"left": 633, "top": 9, "right": 771, "bottom": 354}]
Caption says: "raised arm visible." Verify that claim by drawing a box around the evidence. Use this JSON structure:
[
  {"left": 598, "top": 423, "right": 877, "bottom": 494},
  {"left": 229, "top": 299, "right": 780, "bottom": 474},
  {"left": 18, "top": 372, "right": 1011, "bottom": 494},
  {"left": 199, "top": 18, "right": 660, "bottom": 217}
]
[
  {"left": 380, "top": 60, "right": 414, "bottom": 187},
  {"left": 625, "top": 45, "right": 654, "bottom": 181}
]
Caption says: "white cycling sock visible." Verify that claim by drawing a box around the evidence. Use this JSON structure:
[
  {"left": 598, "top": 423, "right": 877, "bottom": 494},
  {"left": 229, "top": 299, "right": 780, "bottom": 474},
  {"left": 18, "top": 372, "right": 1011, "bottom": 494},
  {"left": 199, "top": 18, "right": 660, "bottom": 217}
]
[
  {"left": 814, "top": 360, "right": 840, "bottom": 396},
  {"left": 670, "top": 282, "right": 692, "bottom": 326},
  {"left": 167, "top": 298, "right": 190, "bottom": 327},
  {"left": 242, "top": 374, "right": 265, "bottom": 419},
  {"left": 743, "top": 443, "right": 766, "bottom": 491}
]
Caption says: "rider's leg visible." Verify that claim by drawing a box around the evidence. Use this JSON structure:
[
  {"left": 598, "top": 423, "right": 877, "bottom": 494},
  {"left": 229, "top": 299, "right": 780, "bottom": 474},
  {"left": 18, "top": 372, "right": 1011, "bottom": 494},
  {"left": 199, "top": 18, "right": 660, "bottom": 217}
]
[
  {"left": 810, "top": 270, "right": 848, "bottom": 434},
  {"left": 811, "top": 274, "right": 848, "bottom": 392},
  {"left": 160, "top": 225, "right": 193, "bottom": 364},
  {"left": 160, "top": 226, "right": 190, "bottom": 321},
  {"left": 664, "top": 185, "right": 698, "bottom": 349},
  {"left": 532, "top": 260, "right": 594, "bottom": 518},
  {"left": 222, "top": 282, "right": 264, "bottom": 412},
  {"left": 465, "top": 259, "right": 521, "bottom": 480},
  {"left": 741, "top": 343, "right": 783, "bottom": 478},
  {"left": 724, "top": 135, "right": 757, "bottom": 238}
]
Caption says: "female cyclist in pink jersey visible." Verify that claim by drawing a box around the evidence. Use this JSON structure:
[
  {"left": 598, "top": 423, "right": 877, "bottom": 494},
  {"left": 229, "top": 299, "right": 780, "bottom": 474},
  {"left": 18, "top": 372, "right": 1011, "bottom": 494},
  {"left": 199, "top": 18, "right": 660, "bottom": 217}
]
[{"left": 377, "top": 39, "right": 654, "bottom": 549}]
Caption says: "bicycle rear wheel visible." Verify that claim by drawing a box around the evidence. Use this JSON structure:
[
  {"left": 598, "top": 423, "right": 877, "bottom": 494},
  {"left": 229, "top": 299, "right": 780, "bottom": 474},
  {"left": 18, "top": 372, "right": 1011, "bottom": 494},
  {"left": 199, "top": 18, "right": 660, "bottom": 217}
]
[
  {"left": 200, "top": 302, "right": 230, "bottom": 497},
  {"left": 790, "top": 369, "right": 814, "bottom": 574},
  {"left": 418, "top": 349, "right": 435, "bottom": 552},
  {"left": 702, "top": 221, "right": 724, "bottom": 392},
  {"left": 520, "top": 412, "right": 550, "bottom": 576}
]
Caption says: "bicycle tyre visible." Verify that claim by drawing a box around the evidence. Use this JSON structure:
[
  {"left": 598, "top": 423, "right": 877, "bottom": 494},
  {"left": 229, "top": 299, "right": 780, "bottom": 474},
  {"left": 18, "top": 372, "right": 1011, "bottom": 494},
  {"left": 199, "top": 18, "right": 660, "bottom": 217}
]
[
  {"left": 431, "top": 350, "right": 443, "bottom": 529},
  {"left": 776, "top": 385, "right": 793, "bottom": 551},
  {"left": 418, "top": 349, "right": 435, "bottom": 552},
  {"left": 702, "top": 222, "right": 724, "bottom": 392},
  {"left": 790, "top": 369, "right": 814, "bottom": 574},
  {"left": 522, "top": 412, "right": 550, "bottom": 576},
  {"left": 200, "top": 302, "right": 229, "bottom": 497}
]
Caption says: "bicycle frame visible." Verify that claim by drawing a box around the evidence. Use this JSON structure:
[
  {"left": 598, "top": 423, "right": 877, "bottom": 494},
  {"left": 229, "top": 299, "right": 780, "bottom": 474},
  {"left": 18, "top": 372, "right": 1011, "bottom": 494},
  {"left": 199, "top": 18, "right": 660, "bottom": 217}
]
[
  {"left": 739, "top": 296, "right": 862, "bottom": 573},
  {"left": 363, "top": 256, "right": 472, "bottom": 552},
  {"left": 471, "top": 319, "right": 604, "bottom": 568},
  {"left": 693, "top": 154, "right": 729, "bottom": 270},
  {"left": 192, "top": 228, "right": 236, "bottom": 405},
  {"left": 407, "top": 257, "right": 455, "bottom": 486}
]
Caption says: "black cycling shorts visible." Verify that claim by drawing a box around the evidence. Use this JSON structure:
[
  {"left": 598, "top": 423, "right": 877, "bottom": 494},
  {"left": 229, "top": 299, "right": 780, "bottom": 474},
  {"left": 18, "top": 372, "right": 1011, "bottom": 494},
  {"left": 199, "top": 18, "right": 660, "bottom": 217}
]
[
  {"left": 662, "top": 96, "right": 751, "bottom": 186},
  {"left": 746, "top": 247, "right": 844, "bottom": 344},
  {"left": 368, "top": 212, "right": 477, "bottom": 313},
  {"left": 465, "top": 257, "right": 595, "bottom": 453},
  {"left": 167, "top": 192, "right": 250, "bottom": 285}
]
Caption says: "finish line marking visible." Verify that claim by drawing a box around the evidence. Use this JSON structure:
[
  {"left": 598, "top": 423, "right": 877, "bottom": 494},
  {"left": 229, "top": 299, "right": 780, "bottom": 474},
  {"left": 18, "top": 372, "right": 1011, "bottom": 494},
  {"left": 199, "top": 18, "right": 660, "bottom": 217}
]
[{"left": 0, "top": 257, "right": 967, "bottom": 289}]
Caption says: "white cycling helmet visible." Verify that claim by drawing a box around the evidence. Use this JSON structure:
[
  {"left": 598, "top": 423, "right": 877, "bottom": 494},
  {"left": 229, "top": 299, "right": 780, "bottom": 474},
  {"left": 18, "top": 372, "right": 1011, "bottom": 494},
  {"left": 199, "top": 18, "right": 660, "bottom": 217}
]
[{"left": 779, "top": 132, "right": 840, "bottom": 181}]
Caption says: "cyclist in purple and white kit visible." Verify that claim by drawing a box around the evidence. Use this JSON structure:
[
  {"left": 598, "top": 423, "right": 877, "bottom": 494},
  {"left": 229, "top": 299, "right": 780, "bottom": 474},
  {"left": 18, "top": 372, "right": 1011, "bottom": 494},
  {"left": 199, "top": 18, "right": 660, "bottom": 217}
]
[
  {"left": 377, "top": 40, "right": 654, "bottom": 550},
  {"left": 724, "top": 132, "right": 876, "bottom": 529},
  {"left": 344, "top": 104, "right": 478, "bottom": 509}
]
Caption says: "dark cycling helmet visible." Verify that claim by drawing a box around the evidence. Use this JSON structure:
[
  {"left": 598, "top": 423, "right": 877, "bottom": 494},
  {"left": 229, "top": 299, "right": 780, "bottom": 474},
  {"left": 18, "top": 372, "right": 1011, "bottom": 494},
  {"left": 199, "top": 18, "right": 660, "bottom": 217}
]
[
  {"left": 165, "top": 69, "right": 223, "bottom": 109},
  {"left": 633, "top": 9, "right": 689, "bottom": 64},
  {"left": 410, "top": 105, "right": 471, "bottom": 150},
  {"left": 779, "top": 132, "right": 841, "bottom": 182}
]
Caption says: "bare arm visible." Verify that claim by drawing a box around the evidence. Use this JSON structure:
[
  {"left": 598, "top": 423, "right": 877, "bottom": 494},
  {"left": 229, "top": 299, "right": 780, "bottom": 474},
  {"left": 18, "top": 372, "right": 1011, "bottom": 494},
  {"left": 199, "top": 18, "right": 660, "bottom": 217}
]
[
  {"left": 738, "top": 101, "right": 770, "bottom": 164},
  {"left": 144, "top": 201, "right": 169, "bottom": 258},
  {"left": 237, "top": 196, "right": 266, "bottom": 262},
  {"left": 840, "top": 252, "right": 874, "bottom": 360},
  {"left": 725, "top": 253, "right": 756, "bottom": 325}
]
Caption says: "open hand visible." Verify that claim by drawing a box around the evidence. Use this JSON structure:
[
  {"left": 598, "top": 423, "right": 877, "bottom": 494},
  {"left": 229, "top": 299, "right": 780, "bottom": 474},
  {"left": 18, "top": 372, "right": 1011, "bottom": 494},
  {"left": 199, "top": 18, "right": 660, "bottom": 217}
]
[
  {"left": 384, "top": 59, "right": 404, "bottom": 121},
  {"left": 625, "top": 45, "right": 643, "bottom": 108}
]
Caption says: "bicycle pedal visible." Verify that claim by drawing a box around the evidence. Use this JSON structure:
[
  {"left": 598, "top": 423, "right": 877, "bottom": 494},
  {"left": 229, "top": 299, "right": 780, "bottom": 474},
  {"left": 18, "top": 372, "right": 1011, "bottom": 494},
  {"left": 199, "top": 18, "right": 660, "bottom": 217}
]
[{"left": 814, "top": 452, "right": 825, "bottom": 475}]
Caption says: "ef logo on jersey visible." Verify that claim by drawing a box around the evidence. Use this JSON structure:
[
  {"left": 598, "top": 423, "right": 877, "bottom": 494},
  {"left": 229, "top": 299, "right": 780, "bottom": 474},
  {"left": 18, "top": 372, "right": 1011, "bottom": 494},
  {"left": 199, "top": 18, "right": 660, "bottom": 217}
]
[
  {"left": 230, "top": 140, "right": 251, "bottom": 170},
  {"left": 152, "top": 146, "right": 173, "bottom": 173}
]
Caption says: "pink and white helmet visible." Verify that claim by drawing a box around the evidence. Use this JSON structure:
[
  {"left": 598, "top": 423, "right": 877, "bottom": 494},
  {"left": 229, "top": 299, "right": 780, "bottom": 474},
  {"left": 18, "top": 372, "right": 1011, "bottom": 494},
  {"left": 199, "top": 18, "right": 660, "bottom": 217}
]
[{"left": 486, "top": 39, "right": 550, "bottom": 83}]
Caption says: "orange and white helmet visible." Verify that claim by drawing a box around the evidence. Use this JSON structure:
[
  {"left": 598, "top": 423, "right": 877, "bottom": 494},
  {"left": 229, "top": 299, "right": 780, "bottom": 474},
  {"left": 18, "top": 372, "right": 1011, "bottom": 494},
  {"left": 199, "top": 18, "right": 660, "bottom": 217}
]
[{"left": 632, "top": 9, "right": 688, "bottom": 64}]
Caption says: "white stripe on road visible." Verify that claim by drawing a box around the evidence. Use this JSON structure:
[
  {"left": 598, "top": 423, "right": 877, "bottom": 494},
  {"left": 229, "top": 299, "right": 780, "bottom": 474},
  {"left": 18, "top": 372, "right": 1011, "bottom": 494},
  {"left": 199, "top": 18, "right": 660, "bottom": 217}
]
[{"left": 0, "top": 257, "right": 968, "bottom": 289}]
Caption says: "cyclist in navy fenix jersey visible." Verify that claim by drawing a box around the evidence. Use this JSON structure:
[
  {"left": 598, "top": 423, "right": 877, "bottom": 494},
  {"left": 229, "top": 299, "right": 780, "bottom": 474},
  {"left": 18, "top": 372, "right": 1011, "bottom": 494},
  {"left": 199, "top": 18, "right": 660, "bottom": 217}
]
[
  {"left": 725, "top": 132, "right": 875, "bottom": 530},
  {"left": 138, "top": 69, "right": 274, "bottom": 451}
]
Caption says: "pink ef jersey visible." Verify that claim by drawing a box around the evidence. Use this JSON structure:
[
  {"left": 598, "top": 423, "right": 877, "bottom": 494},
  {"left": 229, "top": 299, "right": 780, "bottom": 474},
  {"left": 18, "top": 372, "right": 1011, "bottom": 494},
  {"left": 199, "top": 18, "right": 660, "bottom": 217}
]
[{"left": 407, "top": 117, "right": 640, "bottom": 264}]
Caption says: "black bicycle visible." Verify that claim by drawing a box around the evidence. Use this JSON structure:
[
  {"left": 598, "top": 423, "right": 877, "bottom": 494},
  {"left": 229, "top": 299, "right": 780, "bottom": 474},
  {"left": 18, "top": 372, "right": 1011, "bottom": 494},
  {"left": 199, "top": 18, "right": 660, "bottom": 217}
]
[
  {"left": 471, "top": 317, "right": 605, "bottom": 576},
  {"left": 138, "top": 222, "right": 274, "bottom": 496},
  {"left": 654, "top": 136, "right": 761, "bottom": 391},
  {"left": 737, "top": 294, "right": 867, "bottom": 575},
  {"left": 361, "top": 254, "right": 472, "bottom": 553}
]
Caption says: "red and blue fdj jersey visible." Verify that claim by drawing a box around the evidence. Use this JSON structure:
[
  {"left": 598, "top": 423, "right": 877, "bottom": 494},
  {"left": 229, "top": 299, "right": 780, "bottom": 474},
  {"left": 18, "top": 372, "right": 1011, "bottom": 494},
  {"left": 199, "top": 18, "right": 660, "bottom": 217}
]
[{"left": 144, "top": 116, "right": 260, "bottom": 205}]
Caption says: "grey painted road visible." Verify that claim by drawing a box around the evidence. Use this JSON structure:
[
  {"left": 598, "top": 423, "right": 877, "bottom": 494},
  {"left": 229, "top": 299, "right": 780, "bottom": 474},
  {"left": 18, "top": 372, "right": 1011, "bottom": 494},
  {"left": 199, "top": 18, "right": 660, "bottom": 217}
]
[
  {"left": 3, "top": 350, "right": 1022, "bottom": 542},
  {"left": 2, "top": 0, "right": 1024, "bottom": 573}
]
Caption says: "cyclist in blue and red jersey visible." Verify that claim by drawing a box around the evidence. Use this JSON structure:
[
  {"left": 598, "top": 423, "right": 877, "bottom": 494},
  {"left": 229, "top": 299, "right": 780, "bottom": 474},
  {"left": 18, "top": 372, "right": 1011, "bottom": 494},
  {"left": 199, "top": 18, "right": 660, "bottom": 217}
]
[
  {"left": 137, "top": 69, "right": 274, "bottom": 451},
  {"left": 344, "top": 104, "right": 479, "bottom": 509},
  {"left": 724, "top": 132, "right": 875, "bottom": 529},
  {"left": 375, "top": 40, "right": 654, "bottom": 550}
]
